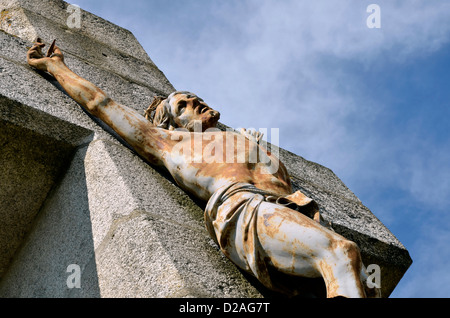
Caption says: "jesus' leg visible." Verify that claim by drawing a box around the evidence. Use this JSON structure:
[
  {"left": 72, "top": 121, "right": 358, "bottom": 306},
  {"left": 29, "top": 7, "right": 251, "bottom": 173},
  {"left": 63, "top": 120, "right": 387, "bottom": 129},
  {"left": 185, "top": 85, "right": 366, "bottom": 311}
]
[
  {"left": 255, "top": 201, "right": 367, "bottom": 298},
  {"left": 205, "top": 183, "right": 369, "bottom": 298}
]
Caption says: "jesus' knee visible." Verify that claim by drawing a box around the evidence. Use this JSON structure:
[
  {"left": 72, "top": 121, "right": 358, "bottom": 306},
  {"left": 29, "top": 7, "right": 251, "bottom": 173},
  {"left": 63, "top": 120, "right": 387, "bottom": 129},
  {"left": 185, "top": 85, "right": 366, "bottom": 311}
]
[{"left": 317, "top": 237, "right": 366, "bottom": 297}]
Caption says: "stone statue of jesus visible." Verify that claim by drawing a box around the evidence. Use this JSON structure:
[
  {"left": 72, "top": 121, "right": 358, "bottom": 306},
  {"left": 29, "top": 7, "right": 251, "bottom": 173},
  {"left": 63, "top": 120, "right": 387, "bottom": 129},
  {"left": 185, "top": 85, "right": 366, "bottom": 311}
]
[{"left": 27, "top": 39, "right": 379, "bottom": 298}]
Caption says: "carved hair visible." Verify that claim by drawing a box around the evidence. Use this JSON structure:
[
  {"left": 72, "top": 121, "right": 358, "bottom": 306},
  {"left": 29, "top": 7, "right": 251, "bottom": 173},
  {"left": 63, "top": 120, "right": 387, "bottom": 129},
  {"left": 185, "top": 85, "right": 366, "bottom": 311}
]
[
  {"left": 144, "top": 95, "right": 166, "bottom": 125},
  {"left": 144, "top": 91, "right": 202, "bottom": 130}
]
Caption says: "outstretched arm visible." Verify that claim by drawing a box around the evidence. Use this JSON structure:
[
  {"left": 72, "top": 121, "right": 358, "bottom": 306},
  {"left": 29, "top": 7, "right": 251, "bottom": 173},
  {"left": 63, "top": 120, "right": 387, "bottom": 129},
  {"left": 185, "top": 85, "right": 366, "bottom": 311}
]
[
  {"left": 28, "top": 39, "right": 111, "bottom": 117},
  {"left": 27, "top": 39, "right": 171, "bottom": 166}
]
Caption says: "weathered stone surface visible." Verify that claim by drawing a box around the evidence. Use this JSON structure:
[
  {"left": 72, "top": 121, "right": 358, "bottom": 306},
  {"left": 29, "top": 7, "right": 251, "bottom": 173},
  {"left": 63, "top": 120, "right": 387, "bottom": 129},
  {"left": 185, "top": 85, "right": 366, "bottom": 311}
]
[
  {"left": 1, "top": 0, "right": 151, "bottom": 62},
  {"left": 0, "top": 97, "right": 92, "bottom": 281},
  {"left": 0, "top": 145, "right": 98, "bottom": 297},
  {"left": 0, "top": 0, "right": 411, "bottom": 298}
]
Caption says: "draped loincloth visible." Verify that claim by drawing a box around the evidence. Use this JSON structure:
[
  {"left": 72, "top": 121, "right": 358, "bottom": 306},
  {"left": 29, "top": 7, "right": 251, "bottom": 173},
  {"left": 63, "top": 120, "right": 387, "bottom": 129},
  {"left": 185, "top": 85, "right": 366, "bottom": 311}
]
[{"left": 204, "top": 182, "right": 324, "bottom": 292}]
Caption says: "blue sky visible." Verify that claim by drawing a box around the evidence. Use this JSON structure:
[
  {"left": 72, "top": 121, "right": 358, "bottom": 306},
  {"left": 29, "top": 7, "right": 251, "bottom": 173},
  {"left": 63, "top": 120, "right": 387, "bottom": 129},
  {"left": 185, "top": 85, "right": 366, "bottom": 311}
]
[{"left": 70, "top": 0, "right": 450, "bottom": 298}]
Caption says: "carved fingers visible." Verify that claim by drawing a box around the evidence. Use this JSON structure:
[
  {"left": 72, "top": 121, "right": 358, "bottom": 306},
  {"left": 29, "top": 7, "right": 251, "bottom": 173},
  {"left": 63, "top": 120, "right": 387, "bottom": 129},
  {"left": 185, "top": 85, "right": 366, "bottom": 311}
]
[
  {"left": 240, "top": 128, "right": 264, "bottom": 144},
  {"left": 46, "top": 39, "right": 57, "bottom": 57},
  {"left": 27, "top": 38, "right": 63, "bottom": 71},
  {"left": 27, "top": 39, "right": 45, "bottom": 61}
]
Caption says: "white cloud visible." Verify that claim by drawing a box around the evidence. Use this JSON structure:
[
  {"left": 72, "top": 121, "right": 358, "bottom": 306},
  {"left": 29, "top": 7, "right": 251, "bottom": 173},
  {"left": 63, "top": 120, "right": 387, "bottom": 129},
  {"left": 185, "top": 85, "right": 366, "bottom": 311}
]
[{"left": 148, "top": 0, "right": 450, "bottom": 144}]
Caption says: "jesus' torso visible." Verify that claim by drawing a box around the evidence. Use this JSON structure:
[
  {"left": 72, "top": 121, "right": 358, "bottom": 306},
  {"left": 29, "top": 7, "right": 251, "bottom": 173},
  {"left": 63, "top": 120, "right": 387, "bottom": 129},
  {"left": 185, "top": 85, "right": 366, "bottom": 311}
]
[{"left": 160, "top": 130, "right": 292, "bottom": 201}]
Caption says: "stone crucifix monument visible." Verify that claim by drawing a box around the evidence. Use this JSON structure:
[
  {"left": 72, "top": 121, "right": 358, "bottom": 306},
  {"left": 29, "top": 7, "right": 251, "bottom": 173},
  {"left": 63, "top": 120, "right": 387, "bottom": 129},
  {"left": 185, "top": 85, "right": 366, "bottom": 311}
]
[{"left": 0, "top": 0, "right": 411, "bottom": 298}]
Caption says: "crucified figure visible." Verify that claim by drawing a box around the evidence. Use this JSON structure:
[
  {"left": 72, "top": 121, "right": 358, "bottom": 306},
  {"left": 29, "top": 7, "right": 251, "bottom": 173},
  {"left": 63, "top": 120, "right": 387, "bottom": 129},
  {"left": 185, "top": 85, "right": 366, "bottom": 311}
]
[{"left": 27, "top": 39, "right": 379, "bottom": 298}]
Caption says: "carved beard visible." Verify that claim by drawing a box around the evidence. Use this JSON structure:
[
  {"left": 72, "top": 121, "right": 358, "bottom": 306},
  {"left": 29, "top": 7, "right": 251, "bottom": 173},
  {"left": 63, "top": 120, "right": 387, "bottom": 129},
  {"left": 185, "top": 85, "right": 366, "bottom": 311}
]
[
  {"left": 184, "top": 112, "right": 220, "bottom": 132},
  {"left": 185, "top": 119, "right": 212, "bottom": 132}
]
